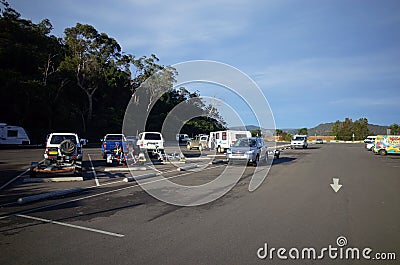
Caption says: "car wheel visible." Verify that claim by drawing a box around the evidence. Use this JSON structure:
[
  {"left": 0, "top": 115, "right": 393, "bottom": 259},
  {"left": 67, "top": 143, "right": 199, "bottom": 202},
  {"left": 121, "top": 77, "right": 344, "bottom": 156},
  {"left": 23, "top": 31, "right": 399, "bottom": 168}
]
[
  {"left": 379, "top": 149, "right": 387, "bottom": 156},
  {"left": 253, "top": 155, "right": 259, "bottom": 167},
  {"left": 187, "top": 144, "right": 191, "bottom": 150}
]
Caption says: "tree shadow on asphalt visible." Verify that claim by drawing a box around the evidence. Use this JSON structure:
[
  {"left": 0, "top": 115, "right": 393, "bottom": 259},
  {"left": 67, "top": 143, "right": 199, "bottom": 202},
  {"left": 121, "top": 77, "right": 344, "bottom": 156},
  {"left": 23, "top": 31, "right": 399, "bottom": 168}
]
[{"left": 0, "top": 201, "right": 144, "bottom": 234}]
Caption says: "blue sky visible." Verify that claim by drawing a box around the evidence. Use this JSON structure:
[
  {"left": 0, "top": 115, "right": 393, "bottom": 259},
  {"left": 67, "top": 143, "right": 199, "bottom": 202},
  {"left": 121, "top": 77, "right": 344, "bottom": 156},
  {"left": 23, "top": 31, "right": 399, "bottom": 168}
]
[{"left": 10, "top": 0, "right": 400, "bottom": 128}]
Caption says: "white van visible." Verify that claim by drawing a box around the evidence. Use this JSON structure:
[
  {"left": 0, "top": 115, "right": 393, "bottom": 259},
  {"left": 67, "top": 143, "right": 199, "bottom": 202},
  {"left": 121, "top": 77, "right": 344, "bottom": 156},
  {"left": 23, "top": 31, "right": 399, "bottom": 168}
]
[
  {"left": 364, "top": 136, "right": 377, "bottom": 143},
  {"left": 0, "top": 123, "right": 30, "bottom": 145},
  {"left": 137, "top": 132, "right": 165, "bottom": 153},
  {"left": 209, "top": 130, "right": 252, "bottom": 153},
  {"left": 291, "top": 135, "right": 308, "bottom": 149}
]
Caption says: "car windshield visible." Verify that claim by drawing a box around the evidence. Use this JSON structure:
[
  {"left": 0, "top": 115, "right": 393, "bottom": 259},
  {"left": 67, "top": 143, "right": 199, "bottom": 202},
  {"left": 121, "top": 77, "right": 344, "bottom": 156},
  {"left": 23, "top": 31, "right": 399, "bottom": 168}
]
[
  {"left": 144, "top": 133, "right": 161, "bottom": 140},
  {"left": 50, "top": 135, "right": 77, "bottom": 144},
  {"left": 293, "top": 137, "right": 306, "bottom": 141},
  {"left": 106, "top": 135, "right": 123, "bottom": 141},
  {"left": 233, "top": 138, "right": 256, "bottom": 147}
]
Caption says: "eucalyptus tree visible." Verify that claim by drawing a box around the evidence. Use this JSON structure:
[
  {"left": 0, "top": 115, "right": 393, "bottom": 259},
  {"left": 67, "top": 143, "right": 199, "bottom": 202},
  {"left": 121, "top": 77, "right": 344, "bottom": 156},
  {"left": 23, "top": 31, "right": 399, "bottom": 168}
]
[{"left": 60, "top": 23, "right": 131, "bottom": 129}]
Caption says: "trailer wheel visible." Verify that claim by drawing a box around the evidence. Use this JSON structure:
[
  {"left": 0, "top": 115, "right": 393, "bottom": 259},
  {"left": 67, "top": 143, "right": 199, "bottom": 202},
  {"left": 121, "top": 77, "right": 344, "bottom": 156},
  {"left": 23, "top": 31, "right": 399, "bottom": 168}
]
[
  {"left": 60, "top": 140, "right": 76, "bottom": 155},
  {"left": 74, "top": 167, "right": 82, "bottom": 176},
  {"left": 29, "top": 169, "right": 36, "bottom": 177},
  {"left": 379, "top": 149, "right": 387, "bottom": 156}
]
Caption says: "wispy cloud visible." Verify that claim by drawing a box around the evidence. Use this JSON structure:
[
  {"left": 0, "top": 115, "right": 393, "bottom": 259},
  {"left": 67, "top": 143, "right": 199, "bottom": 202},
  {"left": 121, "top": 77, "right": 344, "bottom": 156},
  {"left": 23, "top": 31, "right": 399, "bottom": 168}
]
[
  {"left": 74, "top": 0, "right": 258, "bottom": 54},
  {"left": 329, "top": 97, "right": 400, "bottom": 107}
]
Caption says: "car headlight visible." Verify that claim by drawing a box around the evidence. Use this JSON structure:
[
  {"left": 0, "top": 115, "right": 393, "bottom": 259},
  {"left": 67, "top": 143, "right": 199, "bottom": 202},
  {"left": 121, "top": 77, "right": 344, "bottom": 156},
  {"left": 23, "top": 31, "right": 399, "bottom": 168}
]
[
  {"left": 246, "top": 150, "right": 254, "bottom": 154},
  {"left": 226, "top": 149, "right": 232, "bottom": 154}
]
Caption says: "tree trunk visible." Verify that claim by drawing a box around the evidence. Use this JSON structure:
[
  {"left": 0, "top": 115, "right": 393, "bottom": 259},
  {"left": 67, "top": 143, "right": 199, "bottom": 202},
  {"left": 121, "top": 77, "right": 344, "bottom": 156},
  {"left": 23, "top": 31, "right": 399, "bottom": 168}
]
[{"left": 87, "top": 92, "right": 93, "bottom": 123}]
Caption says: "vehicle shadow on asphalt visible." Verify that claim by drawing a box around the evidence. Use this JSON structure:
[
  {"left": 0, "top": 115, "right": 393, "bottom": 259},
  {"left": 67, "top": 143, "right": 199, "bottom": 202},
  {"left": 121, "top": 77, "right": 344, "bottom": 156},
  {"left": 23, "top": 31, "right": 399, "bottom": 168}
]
[
  {"left": 272, "top": 157, "right": 297, "bottom": 165},
  {"left": 305, "top": 146, "right": 321, "bottom": 149}
]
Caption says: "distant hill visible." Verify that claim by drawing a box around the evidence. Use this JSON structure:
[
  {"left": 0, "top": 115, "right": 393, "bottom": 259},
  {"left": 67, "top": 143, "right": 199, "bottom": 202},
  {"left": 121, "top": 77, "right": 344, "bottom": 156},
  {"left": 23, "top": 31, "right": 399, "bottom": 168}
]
[
  {"left": 307, "top": 122, "right": 388, "bottom": 136},
  {"left": 307, "top": 123, "right": 336, "bottom": 136},
  {"left": 230, "top": 123, "right": 389, "bottom": 136}
]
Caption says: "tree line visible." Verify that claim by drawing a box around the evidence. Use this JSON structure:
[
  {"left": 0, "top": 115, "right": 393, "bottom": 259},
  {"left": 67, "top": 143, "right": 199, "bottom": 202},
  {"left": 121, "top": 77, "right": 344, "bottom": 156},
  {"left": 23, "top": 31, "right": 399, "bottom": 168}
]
[
  {"left": 274, "top": 120, "right": 399, "bottom": 142},
  {"left": 0, "top": 2, "right": 225, "bottom": 143}
]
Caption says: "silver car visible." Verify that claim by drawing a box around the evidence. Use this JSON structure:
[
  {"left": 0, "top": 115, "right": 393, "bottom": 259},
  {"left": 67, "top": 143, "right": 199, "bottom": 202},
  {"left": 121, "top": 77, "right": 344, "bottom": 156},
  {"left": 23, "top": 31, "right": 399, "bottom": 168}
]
[{"left": 226, "top": 137, "right": 268, "bottom": 166}]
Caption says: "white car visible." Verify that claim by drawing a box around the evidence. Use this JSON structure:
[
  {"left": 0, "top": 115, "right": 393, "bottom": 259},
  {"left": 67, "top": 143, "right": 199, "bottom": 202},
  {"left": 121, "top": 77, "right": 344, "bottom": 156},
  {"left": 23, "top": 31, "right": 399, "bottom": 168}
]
[
  {"left": 44, "top": 133, "right": 84, "bottom": 163},
  {"left": 364, "top": 136, "right": 377, "bottom": 143},
  {"left": 137, "top": 132, "right": 165, "bottom": 153},
  {"left": 365, "top": 141, "right": 374, "bottom": 151}
]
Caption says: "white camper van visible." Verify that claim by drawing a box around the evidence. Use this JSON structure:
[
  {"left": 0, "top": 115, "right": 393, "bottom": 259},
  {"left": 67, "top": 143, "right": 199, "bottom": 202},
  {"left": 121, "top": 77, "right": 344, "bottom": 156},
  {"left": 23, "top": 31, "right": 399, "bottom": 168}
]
[
  {"left": 0, "top": 123, "right": 30, "bottom": 145},
  {"left": 291, "top": 134, "right": 308, "bottom": 149},
  {"left": 209, "top": 130, "right": 252, "bottom": 153}
]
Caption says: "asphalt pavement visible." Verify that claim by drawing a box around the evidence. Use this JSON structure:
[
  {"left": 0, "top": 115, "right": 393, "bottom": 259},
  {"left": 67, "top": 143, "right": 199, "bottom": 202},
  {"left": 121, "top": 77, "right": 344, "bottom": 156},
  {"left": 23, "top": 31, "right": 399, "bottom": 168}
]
[{"left": 0, "top": 143, "right": 399, "bottom": 265}]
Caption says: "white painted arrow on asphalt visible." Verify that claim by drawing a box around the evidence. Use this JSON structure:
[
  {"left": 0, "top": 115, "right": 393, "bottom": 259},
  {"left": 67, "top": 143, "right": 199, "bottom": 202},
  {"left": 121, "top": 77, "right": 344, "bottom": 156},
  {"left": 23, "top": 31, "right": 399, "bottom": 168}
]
[{"left": 330, "top": 178, "right": 342, "bottom": 193}]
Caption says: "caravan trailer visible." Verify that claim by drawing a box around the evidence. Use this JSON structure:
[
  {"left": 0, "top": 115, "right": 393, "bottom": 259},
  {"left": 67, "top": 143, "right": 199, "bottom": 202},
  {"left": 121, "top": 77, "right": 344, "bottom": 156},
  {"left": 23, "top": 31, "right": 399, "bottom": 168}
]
[
  {"left": 0, "top": 123, "right": 30, "bottom": 145},
  {"left": 209, "top": 130, "right": 251, "bottom": 153}
]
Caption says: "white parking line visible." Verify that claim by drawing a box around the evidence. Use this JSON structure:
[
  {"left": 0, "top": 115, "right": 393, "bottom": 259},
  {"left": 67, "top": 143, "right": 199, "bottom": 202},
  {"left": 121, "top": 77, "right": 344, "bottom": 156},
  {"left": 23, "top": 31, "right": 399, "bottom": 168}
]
[
  {"left": 16, "top": 214, "right": 124, "bottom": 238},
  {"left": 87, "top": 154, "right": 100, "bottom": 187}
]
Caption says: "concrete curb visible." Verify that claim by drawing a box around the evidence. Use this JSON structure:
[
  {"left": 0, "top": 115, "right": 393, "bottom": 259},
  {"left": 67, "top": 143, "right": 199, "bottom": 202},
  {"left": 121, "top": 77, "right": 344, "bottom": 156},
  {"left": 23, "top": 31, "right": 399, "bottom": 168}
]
[
  {"left": 150, "top": 161, "right": 186, "bottom": 165},
  {"left": 17, "top": 187, "right": 84, "bottom": 204},
  {"left": 177, "top": 165, "right": 199, "bottom": 171},
  {"left": 23, "top": 177, "right": 84, "bottom": 183},
  {"left": 123, "top": 173, "right": 158, "bottom": 182},
  {"left": 185, "top": 156, "right": 211, "bottom": 160},
  {"left": 104, "top": 167, "right": 147, "bottom": 172}
]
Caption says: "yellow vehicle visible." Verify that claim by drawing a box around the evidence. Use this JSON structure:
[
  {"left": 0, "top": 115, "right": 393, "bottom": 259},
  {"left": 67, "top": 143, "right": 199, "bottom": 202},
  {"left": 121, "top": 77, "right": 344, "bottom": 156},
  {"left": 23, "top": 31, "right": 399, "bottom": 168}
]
[{"left": 373, "top": 135, "right": 400, "bottom": 156}]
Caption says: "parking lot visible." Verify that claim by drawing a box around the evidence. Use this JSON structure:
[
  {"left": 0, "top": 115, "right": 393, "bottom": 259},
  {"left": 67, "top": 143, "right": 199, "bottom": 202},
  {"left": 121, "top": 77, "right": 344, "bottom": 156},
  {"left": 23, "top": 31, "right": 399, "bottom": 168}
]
[{"left": 0, "top": 143, "right": 399, "bottom": 264}]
